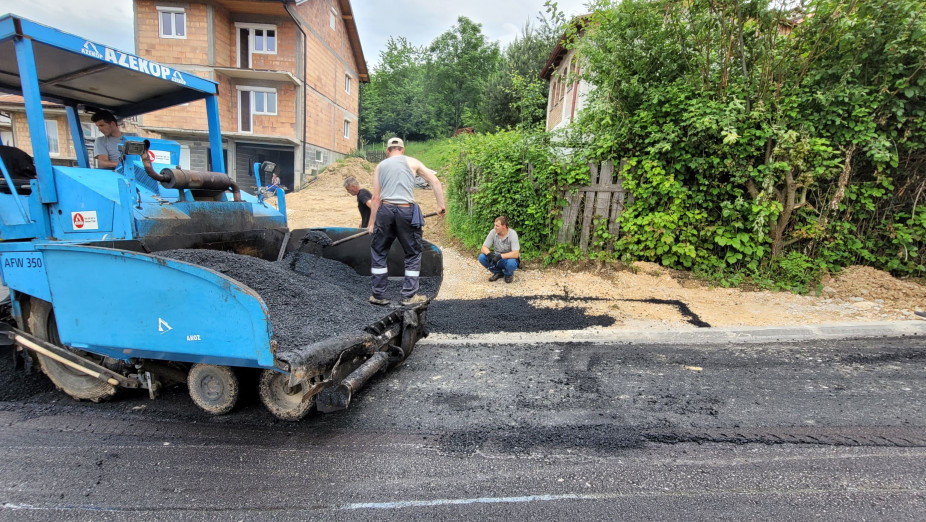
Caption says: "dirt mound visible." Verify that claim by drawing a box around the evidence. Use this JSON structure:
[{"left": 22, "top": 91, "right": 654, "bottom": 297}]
[
  {"left": 309, "top": 157, "right": 374, "bottom": 191},
  {"left": 284, "top": 158, "right": 376, "bottom": 229},
  {"left": 822, "top": 265, "right": 926, "bottom": 310}
]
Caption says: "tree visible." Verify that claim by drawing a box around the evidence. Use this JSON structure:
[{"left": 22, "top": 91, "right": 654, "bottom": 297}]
[
  {"left": 359, "top": 37, "right": 433, "bottom": 143},
  {"left": 427, "top": 17, "right": 501, "bottom": 134},
  {"left": 482, "top": 16, "right": 560, "bottom": 131}
]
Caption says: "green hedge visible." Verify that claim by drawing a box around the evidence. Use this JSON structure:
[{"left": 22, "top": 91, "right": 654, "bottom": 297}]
[{"left": 445, "top": 130, "right": 577, "bottom": 259}]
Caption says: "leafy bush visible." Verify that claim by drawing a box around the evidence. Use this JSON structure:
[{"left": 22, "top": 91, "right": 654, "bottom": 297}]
[
  {"left": 566, "top": 0, "right": 926, "bottom": 285},
  {"left": 444, "top": 0, "right": 926, "bottom": 291},
  {"left": 445, "top": 130, "right": 567, "bottom": 259}
]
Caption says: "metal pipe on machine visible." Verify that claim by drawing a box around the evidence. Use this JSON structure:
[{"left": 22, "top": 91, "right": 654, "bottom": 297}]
[
  {"left": 316, "top": 351, "right": 391, "bottom": 412},
  {"left": 158, "top": 168, "right": 242, "bottom": 201}
]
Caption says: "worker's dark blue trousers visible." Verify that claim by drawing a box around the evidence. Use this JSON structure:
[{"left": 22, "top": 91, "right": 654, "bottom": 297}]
[{"left": 370, "top": 204, "right": 422, "bottom": 299}]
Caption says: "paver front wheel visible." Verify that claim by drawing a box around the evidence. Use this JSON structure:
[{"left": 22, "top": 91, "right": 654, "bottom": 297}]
[
  {"left": 259, "top": 369, "right": 314, "bottom": 421},
  {"left": 27, "top": 299, "right": 117, "bottom": 402},
  {"left": 188, "top": 364, "right": 239, "bottom": 415}
]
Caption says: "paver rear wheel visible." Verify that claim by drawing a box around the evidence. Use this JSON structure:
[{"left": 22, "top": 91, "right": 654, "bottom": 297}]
[
  {"left": 391, "top": 312, "right": 424, "bottom": 368},
  {"left": 27, "top": 299, "right": 117, "bottom": 402},
  {"left": 259, "top": 369, "right": 314, "bottom": 421},
  {"left": 188, "top": 364, "right": 239, "bottom": 415}
]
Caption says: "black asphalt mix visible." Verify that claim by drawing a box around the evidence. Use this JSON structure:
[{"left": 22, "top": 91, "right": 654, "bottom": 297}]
[
  {"left": 427, "top": 297, "right": 616, "bottom": 334},
  {"left": 160, "top": 250, "right": 630, "bottom": 345},
  {"left": 160, "top": 249, "right": 439, "bottom": 350}
]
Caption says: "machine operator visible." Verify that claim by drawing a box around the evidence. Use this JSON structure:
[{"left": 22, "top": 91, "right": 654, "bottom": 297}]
[{"left": 91, "top": 110, "right": 124, "bottom": 169}]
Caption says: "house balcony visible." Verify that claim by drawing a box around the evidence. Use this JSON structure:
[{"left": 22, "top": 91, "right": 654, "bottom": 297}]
[
  {"left": 212, "top": 67, "right": 301, "bottom": 86},
  {"left": 211, "top": 0, "right": 290, "bottom": 16}
]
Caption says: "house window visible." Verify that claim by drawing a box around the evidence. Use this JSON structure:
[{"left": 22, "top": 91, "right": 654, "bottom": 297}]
[
  {"left": 81, "top": 122, "right": 103, "bottom": 140},
  {"left": 315, "top": 150, "right": 323, "bottom": 162},
  {"left": 253, "top": 91, "right": 277, "bottom": 114},
  {"left": 237, "top": 24, "right": 277, "bottom": 67},
  {"left": 344, "top": 75, "right": 351, "bottom": 95},
  {"left": 330, "top": 8, "right": 337, "bottom": 29},
  {"left": 180, "top": 145, "right": 191, "bottom": 169},
  {"left": 343, "top": 120, "right": 350, "bottom": 139},
  {"left": 1, "top": 130, "right": 13, "bottom": 147},
  {"left": 45, "top": 120, "right": 59, "bottom": 155},
  {"left": 238, "top": 87, "right": 278, "bottom": 132},
  {"left": 158, "top": 7, "right": 186, "bottom": 39},
  {"left": 254, "top": 28, "right": 276, "bottom": 53}
]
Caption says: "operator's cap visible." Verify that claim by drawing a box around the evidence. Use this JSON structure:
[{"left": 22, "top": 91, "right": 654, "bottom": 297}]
[{"left": 387, "top": 137, "right": 404, "bottom": 148}]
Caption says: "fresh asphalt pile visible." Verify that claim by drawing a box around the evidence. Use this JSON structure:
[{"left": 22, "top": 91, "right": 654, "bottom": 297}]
[
  {"left": 164, "top": 249, "right": 621, "bottom": 341},
  {"left": 0, "top": 349, "right": 54, "bottom": 401},
  {"left": 621, "top": 298, "right": 710, "bottom": 327},
  {"left": 160, "top": 249, "right": 438, "bottom": 350},
  {"left": 427, "top": 296, "right": 616, "bottom": 334},
  {"left": 298, "top": 230, "right": 333, "bottom": 247}
]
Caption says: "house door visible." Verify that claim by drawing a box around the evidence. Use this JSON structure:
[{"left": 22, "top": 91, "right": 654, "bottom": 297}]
[
  {"left": 238, "top": 28, "right": 250, "bottom": 68},
  {"left": 235, "top": 144, "right": 294, "bottom": 193}
]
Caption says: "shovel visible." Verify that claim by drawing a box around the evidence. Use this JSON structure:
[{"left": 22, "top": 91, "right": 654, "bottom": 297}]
[{"left": 327, "top": 211, "right": 439, "bottom": 247}]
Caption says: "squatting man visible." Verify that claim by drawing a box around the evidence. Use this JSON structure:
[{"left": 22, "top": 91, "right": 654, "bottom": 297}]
[
  {"left": 479, "top": 216, "right": 520, "bottom": 283},
  {"left": 367, "top": 137, "right": 445, "bottom": 306}
]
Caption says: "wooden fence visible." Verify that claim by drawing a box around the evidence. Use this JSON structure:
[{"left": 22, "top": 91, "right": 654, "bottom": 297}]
[
  {"left": 558, "top": 160, "right": 631, "bottom": 253},
  {"left": 364, "top": 150, "right": 387, "bottom": 164},
  {"left": 458, "top": 158, "right": 630, "bottom": 253}
]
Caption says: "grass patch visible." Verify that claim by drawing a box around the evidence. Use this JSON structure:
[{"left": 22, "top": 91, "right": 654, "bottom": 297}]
[{"left": 404, "top": 138, "right": 460, "bottom": 173}]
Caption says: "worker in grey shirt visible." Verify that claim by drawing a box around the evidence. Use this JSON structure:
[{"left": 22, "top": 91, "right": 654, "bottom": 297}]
[
  {"left": 479, "top": 216, "right": 520, "bottom": 283},
  {"left": 91, "top": 110, "right": 124, "bottom": 169},
  {"left": 367, "top": 137, "right": 446, "bottom": 306}
]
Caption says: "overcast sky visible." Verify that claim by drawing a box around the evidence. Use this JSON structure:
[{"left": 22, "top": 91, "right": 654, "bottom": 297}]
[{"left": 0, "top": 0, "right": 590, "bottom": 68}]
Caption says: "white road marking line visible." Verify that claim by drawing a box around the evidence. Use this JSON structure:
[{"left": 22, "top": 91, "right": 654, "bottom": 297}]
[{"left": 339, "top": 493, "right": 595, "bottom": 510}]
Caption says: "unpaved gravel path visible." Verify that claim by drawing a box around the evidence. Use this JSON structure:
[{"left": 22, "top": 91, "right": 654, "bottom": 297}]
[{"left": 278, "top": 158, "right": 926, "bottom": 331}]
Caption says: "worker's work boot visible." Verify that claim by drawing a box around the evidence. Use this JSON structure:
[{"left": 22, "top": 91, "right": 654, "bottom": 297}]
[
  {"left": 489, "top": 272, "right": 503, "bottom": 282},
  {"left": 505, "top": 276, "right": 514, "bottom": 283},
  {"left": 369, "top": 295, "right": 390, "bottom": 306},
  {"left": 400, "top": 294, "right": 428, "bottom": 306}
]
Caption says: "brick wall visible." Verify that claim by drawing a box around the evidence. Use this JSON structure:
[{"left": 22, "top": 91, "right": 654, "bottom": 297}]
[
  {"left": 141, "top": 68, "right": 213, "bottom": 131},
  {"left": 133, "top": 0, "right": 362, "bottom": 162},
  {"left": 7, "top": 109, "right": 151, "bottom": 166},
  {"left": 135, "top": 1, "right": 210, "bottom": 66},
  {"left": 9, "top": 113, "right": 76, "bottom": 160},
  {"left": 213, "top": 5, "right": 232, "bottom": 67},
  {"left": 293, "top": 0, "right": 360, "bottom": 154}
]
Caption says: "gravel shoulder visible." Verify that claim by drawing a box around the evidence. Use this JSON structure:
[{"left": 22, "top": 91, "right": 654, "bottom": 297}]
[{"left": 280, "top": 158, "right": 926, "bottom": 332}]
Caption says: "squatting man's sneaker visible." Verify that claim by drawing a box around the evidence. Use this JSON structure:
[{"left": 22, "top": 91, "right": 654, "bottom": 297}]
[
  {"left": 400, "top": 294, "right": 428, "bottom": 306},
  {"left": 489, "top": 272, "right": 503, "bottom": 282},
  {"left": 505, "top": 276, "right": 513, "bottom": 283},
  {"left": 369, "top": 295, "right": 390, "bottom": 306}
]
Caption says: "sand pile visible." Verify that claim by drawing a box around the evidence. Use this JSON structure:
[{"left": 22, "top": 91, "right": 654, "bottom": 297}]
[{"left": 283, "top": 158, "right": 376, "bottom": 230}]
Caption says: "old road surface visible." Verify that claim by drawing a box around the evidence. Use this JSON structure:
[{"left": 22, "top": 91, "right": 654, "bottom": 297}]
[{"left": 1, "top": 335, "right": 925, "bottom": 520}]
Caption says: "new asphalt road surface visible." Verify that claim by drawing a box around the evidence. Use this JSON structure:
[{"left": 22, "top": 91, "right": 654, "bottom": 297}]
[{"left": 1, "top": 333, "right": 925, "bottom": 520}]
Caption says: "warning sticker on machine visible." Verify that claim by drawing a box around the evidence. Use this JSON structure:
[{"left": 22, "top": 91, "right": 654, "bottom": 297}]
[
  {"left": 71, "top": 211, "right": 99, "bottom": 230},
  {"left": 148, "top": 150, "right": 172, "bottom": 164}
]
